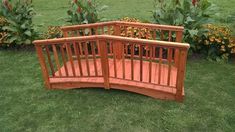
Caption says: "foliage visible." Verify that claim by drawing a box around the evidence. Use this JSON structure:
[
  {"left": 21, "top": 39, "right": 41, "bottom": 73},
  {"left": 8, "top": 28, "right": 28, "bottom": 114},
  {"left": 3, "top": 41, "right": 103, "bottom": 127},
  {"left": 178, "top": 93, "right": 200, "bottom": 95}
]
[
  {"left": 67, "top": 0, "right": 107, "bottom": 25},
  {"left": 193, "top": 24, "right": 235, "bottom": 62},
  {"left": 151, "top": 0, "right": 235, "bottom": 62},
  {"left": 43, "top": 26, "right": 63, "bottom": 39},
  {"left": 120, "top": 17, "right": 152, "bottom": 40},
  {"left": 0, "top": 16, "right": 8, "bottom": 44},
  {"left": 1, "top": 0, "right": 36, "bottom": 46}
]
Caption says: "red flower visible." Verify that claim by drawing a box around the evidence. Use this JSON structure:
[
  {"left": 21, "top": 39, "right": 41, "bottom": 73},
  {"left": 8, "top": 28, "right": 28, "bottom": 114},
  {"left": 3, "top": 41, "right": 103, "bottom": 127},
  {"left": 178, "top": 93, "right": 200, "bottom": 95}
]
[
  {"left": 88, "top": 0, "right": 92, "bottom": 6},
  {"left": 2, "top": 0, "right": 12, "bottom": 11},
  {"left": 77, "top": 7, "right": 82, "bottom": 13},
  {"left": 192, "top": 0, "right": 197, "bottom": 6}
]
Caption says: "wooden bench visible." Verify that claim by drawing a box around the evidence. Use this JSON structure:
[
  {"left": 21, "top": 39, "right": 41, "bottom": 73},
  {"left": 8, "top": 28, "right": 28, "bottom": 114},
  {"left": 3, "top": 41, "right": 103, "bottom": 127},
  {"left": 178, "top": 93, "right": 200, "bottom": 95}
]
[{"left": 34, "top": 21, "right": 189, "bottom": 101}]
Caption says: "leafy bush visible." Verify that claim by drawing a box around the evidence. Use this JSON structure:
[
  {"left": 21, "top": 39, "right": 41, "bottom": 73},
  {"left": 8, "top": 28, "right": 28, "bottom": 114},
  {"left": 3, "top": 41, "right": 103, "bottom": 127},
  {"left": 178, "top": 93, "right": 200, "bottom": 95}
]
[
  {"left": 67, "top": 0, "right": 107, "bottom": 25},
  {"left": 0, "top": 16, "right": 8, "bottom": 44},
  {"left": 43, "top": 26, "right": 63, "bottom": 39},
  {"left": 152, "top": 0, "right": 214, "bottom": 50},
  {"left": 193, "top": 24, "right": 235, "bottom": 62},
  {"left": 1, "top": 0, "right": 36, "bottom": 46},
  {"left": 120, "top": 17, "right": 152, "bottom": 39}
]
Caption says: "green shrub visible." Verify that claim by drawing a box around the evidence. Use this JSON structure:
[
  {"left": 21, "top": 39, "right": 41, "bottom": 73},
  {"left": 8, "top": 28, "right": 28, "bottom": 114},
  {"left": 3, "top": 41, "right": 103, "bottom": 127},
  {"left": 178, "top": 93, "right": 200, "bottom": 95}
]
[
  {"left": 67, "top": 0, "right": 107, "bottom": 25},
  {"left": 193, "top": 24, "right": 235, "bottom": 62},
  {"left": 43, "top": 26, "right": 63, "bottom": 39},
  {"left": 152, "top": 0, "right": 235, "bottom": 62},
  {"left": 1, "top": 0, "right": 36, "bottom": 46}
]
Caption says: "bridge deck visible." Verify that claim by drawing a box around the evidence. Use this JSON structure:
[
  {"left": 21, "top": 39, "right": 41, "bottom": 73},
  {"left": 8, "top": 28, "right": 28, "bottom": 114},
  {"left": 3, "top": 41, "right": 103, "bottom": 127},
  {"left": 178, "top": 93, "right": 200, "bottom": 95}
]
[{"left": 49, "top": 59, "right": 180, "bottom": 100}]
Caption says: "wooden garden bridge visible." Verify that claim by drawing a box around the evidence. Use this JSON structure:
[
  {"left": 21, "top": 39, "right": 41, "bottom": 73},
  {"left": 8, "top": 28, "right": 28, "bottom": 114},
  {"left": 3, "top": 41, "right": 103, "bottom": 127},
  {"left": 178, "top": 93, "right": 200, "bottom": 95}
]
[{"left": 34, "top": 21, "right": 189, "bottom": 101}]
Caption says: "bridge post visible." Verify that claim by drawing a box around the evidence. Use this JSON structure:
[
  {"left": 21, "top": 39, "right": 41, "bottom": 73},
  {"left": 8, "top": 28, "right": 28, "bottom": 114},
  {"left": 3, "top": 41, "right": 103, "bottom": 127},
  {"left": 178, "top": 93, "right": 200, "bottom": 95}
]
[
  {"left": 35, "top": 45, "right": 51, "bottom": 89},
  {"left": 175, "top": 31, "right": 183, "bottom": 67},
  {"left": 114, "top": 24, "right": 123, "bottom": 59},
  {"left": 175, "top": 49, "right": 188, "bottom": 102},
  {"left": 99, "top": 40, "right": 110, "bottom": 89}
]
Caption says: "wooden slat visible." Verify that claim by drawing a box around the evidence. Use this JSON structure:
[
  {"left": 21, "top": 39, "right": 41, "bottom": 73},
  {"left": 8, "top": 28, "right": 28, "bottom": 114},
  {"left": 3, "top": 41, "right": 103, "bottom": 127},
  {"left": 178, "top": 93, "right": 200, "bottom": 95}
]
[
  {"left": 35, "top": 46, "right": 51, "bottom": 88},
  {"left": 122, "top": 43, "right": 125, "bottom": 79},
  {"left": 99, "top": 40, "right": 110, "bottom": 88},
  {"left": 84, "top": 42, "right": 90, "bottom": 76},
  {"left": 108, "top": 26, "right": 111, "bottom": 35},
  {"left": 153, "top": 29, "right": 156, "bottom": 40},
  {"left": 176, "top": 49, "right": 188, "bottom": 101},
  {"left": 60, "top": 45, "right": 69, "bottom": 76},
  {"left": 149, "top": 46, "right": 153, "bottom": 83},
  {"left": 131, "top": 43, "right": 134, "bottom": 80},
  {"left": 66, "top": 43, "right": 76, "bottom": 76},
  {"left": 74, "top": 42, "right": 83, "bottom": 76},
  {"left": 45, "top": 46, "right": 55, "bottom": 76},
  {"left": 139, "top": 44, "right": 143, "bottom": 81},
  {"left": 168, "top": 31, "right": 172, "bottom": 41},
  {"left": 158, "top": 47, "right": 163, "bottom": 84},
  {"left": 91, "top": 42, "right": 98, "bottom": 76},
  {"left": 112, "top": 42, "right": 117, "bottom": 78},
  {"left": 167, "top": 48, "right": 173, "bottom": 85},
  {"left": 161, "top": 30, "right": 164, "bottom": 41},
  {"left": 52, "top": 45, "right": 62, "bottom": 77}
]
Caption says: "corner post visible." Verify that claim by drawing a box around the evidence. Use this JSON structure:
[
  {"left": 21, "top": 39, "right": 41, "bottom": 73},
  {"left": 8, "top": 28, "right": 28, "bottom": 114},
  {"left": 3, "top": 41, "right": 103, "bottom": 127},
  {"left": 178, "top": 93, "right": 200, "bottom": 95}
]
[
  {"left": 114, "top": 24, "right": 123, "bottom": 59},
  {"left": 35, "top": 45, "right": 51, "bottom": 89},
  {"left": 175, "top": 31, "right": 183, "bottom": 67},
  {"left": 98, "top": 40, "right": 110, "bottom": 89},
  {"left": 175, "top": 49, "right": 188, "bottom": 102}
]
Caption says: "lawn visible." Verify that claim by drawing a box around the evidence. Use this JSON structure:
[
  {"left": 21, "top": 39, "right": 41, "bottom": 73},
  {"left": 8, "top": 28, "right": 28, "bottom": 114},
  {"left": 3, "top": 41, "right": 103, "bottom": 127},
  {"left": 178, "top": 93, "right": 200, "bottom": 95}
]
[{"left": 1, "top": 0, "right": 235, "bottom": 131}]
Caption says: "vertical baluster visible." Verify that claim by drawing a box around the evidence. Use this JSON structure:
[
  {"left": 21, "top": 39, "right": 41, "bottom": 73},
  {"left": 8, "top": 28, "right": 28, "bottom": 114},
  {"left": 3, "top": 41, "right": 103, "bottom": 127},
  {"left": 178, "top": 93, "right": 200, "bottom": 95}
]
[
  {"left": 153, "top": 29, "right": 156, "bottom": 40},
  {"left": 161, "top": 30, "right": 164, "bottom": 41},
  {"left": 84, "top": 42, "right": 90, "bottom": 76},
  {"left": 109, "top": 41, "right": 113, "bottom": 54},
  {"left": 168, "top": 31, "right": 172, "bottom": 42},
  {"left": 158, "top": 47, "right": 163, "bottom": 84},
  {"left": 74, "top": 42, "right": 83, "bottom": 76},
  {"left": 139, "top": 44, "right": 143, "bottom": 81},
  {"left": 167, "top": 48, "right": 173, "bottom": 86},
  {"left": 131, "top": 43, "right": 134, "bottom": 80},
  {"left": 122, "top": 43, "right": 125, "bottom": 79},
  {"left": 60, "top": 45, "right": 69, "bottom": 76},
  {"left": 112, "top": 41, "right": 117, "bottom": 78},
  {"left": 52, "top": 45, "right": 62, "bottom": 77},
  {"left": 66, "top": 43, "right": 76, "bottom": 76},
  {"left": 45, "top": 46, "right": 55, "bottom": 76},
  {"left": 91, "top": 42, "right": 98, "bottom": 76},
  {"left": 108, "top": 26, "right": 111, "bottom": 35},
  {"left": 101, "top": 26, "right": 104, "bottom": 34},
  {"left": 149, "top": 45, "right": 153, "bottom": 83},
  {"left": 36, "top": 45, "right": 51, "bottom": 88}
]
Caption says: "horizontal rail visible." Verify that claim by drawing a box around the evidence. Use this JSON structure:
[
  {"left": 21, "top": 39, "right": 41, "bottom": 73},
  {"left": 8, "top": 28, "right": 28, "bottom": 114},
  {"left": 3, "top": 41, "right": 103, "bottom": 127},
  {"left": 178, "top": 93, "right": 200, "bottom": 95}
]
[
  {"left": 33, "top": 35, "right": 189, "bottom": 49},
  {"left": 61, "top": 21, "right": 184, "bottom": 32}
]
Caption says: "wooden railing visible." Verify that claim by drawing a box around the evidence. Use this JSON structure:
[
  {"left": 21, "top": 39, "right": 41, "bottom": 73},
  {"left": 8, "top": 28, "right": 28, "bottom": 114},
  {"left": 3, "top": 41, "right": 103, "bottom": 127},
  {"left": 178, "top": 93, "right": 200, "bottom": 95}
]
[
  {"left": 34, "top": 34, "right": 189, "bottom": 101},
  {"left": 61, "top": 21, "right": 184, "bottom": 65}
]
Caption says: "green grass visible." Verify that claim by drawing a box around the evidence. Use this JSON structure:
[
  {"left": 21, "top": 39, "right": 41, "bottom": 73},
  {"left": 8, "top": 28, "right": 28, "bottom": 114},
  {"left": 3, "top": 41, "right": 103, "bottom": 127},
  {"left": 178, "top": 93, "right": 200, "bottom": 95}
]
[{"left": 1, "top": 0, "right": 235, "bottom": 131}]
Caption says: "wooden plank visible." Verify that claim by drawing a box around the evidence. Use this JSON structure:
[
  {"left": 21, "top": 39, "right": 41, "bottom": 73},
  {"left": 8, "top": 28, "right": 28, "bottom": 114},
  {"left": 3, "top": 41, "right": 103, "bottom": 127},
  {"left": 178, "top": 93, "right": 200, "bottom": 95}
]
[
  {"left": 131, "top": 43, "right": 134, "bottom": 80},
  {"left": 91, "top": 42, "right": 98, "bottom": 76},
  {"left": 66, "top": 43, "right": 76, "bottom": 76},
  {"left": 45, "top": 46, "right": 55, "bottom": 76},
  {"left": 60, "top": 45, "right": 69, "bottom": 76},
  {"left": 158, "top": 47, "right": 163, "bottom": 84},
  {"left": 74, "top": 42, "right": 83, "bottom": 76},
  {"left": 167, "top": 48, "right": 173, "bottom": 86},
  {"left": 52, "top": 45, "right": 62, "bottom": 77},
  {"left": 99, "top": 40, "right": 110, "bottom": 89},
  {"left": 168, "top": 31, "right": 172, "bottom": 41},
  {"left": 176, "top": 49, "right": 187, "bottom": 102},
  {"left": 112, "top": 42, "right": 117, "bottom": 78},
  {"left": 122, "top": 43, "right": 126, "bottom": 79},
  {"left": 35, "top": 46, "right": 51, "bottom": 88},
  {"left": 84, "top": 42, "right": 90, "bottom": 76},
  {"left": 149, "top": 46, "right": 153, "bottom": 83},
  {"left": 139, "top": 44, "right": 143, "bottom": 81}
]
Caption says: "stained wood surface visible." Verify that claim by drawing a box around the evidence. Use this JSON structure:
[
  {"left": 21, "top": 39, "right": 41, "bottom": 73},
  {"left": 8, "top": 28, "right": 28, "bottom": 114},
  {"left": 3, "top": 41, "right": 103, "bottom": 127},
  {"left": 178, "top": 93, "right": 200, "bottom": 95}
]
[{"left": 53, "top": 59, "right": 177, "bottom": 87}]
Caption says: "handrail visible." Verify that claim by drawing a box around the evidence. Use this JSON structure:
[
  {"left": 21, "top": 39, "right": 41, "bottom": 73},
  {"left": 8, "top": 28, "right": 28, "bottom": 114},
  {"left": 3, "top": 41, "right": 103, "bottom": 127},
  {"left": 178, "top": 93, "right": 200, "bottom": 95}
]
[
  {"left": 61, "top": 21, "right": 184, "bottom": 32},
  {"left": 33, "top": 35, "right": 189, "bottom": 49}
]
